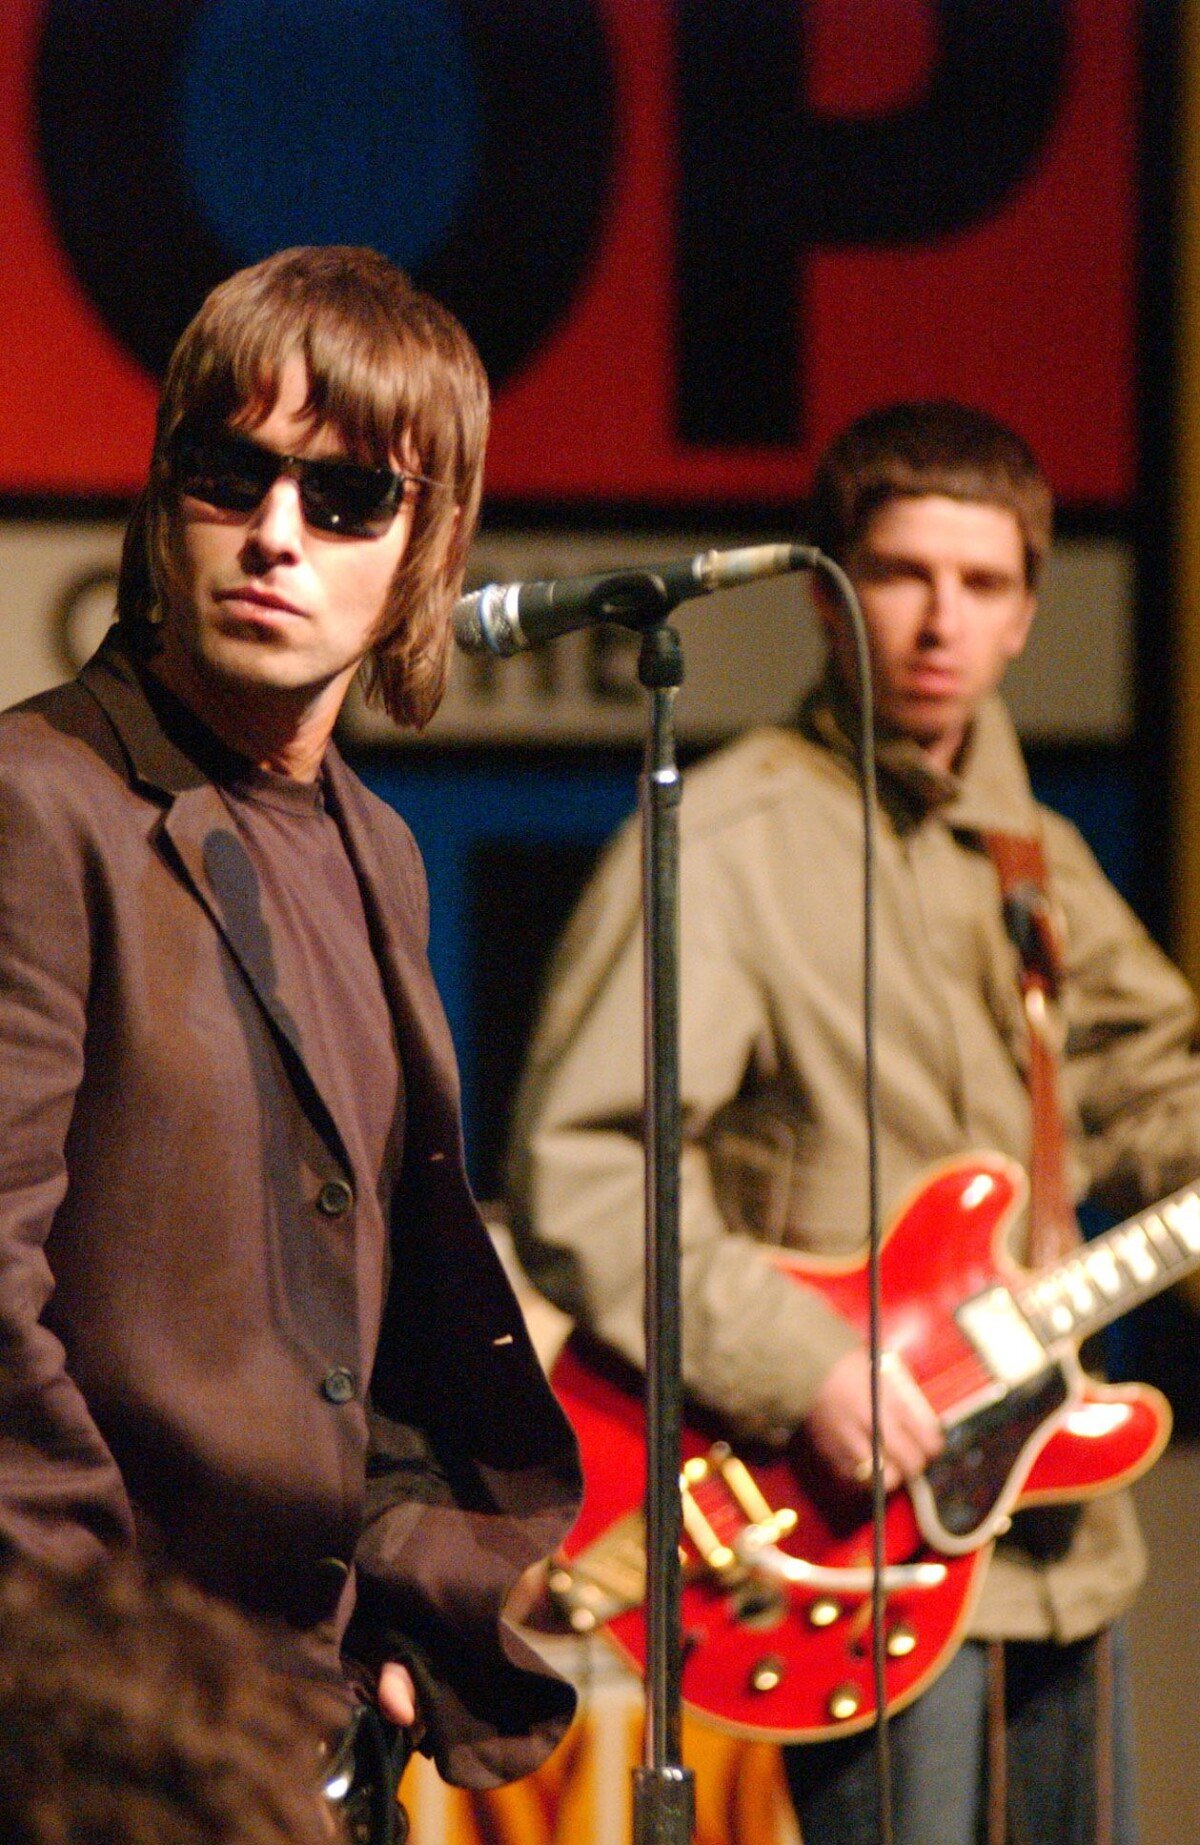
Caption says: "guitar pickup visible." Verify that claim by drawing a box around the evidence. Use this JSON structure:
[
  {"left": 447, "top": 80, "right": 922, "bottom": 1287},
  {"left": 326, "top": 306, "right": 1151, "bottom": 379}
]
[{"left": 956, "top": 1286, "right": 1048, "bottom": 1387}]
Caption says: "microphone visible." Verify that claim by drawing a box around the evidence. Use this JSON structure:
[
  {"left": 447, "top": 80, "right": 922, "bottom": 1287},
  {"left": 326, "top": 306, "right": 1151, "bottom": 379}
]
[{"left": 452, "top": 542, "right": 820, "bottom": 656}]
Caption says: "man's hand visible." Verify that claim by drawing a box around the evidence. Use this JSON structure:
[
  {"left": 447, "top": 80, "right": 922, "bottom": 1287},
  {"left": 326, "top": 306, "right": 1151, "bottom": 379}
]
[
  {"left": 804, "top": 1347, "right": 943, "bottom": 1492},
  {"left": 377, "top": 1661, "right": 419, "bottom": 1729}
]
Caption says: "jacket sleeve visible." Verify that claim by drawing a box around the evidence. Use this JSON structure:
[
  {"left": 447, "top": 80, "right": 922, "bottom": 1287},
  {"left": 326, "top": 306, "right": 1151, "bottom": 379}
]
[
  {"left": 1048, "top": 811, "right": 1200, "bottom": 1212},
  {"left": 346, "top": 1169, "right": 581, "bottom": 1790},
  {"left": 338, "top": 813, "right": 580, "bottom": 1789},
  {"left": 507, "top": 813, "right": 858, "bottom": 1443},
  {"left": 0, "top": 739, "right": 136, "bottom": 1566}
]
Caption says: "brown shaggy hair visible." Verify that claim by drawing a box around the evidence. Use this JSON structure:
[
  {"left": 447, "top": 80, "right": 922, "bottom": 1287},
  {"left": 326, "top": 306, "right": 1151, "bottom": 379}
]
[
  {"left": 118, "top": 245, "right": 489, "bottom": 729},
  {"left": 810, "top": 400, "right": 1053, "bottom": 589},
  {"left": 0, "top": 1559, "right": 344, "bottom": 1845}
]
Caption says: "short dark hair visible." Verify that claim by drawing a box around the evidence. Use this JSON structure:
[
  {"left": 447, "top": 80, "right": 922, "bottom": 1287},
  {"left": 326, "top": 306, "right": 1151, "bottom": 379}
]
[
  {"left": 118, "top": 245, "right": 489, "bottom": 729},
  {"left": 810, "top": 400, "right": 1053, "bottom": 588},
  {"left": 0, "top": 1560, "right": 343, "bottom": 1845}
]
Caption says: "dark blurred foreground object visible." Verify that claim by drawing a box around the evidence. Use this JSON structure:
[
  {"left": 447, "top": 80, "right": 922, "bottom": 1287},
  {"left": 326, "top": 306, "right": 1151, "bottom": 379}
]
[{"left": 0, "top": 1558, "right": 345, "bottom": 1845}]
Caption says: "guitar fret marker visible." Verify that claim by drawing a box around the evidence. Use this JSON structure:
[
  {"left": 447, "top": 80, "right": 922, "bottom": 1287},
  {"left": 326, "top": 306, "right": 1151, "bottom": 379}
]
[
  {"left": 1026, "top": 1280, "right": 1076, "bottom": 1337},
  {"left": 1162, "top": 1191, "right": 1200, "bottom": 1253},
  {"left": 1082, "top": 1246, "right": 1123, "bottom": 1299},
  {"left": 1111, "top": 1225, "right": 1158, "bottom": 1286},
  {"left": 1141, "top": 1212, "right": 1177, "bottom": 1265},
  {"left": 1062, "top": 1262, "right": 1096, "bottom": 1317}
]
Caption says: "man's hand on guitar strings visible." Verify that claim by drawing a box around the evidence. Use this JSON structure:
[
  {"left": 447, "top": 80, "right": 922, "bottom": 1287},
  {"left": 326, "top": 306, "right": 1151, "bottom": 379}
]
[{"left": 804, "top": 1346, "right": 944, "bottom": 1491}]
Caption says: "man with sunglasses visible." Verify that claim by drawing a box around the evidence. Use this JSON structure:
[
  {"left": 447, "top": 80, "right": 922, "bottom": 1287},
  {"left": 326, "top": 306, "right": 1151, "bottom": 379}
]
[{"left": 0, "top": 246, "right": 581, "bottom": 1824}]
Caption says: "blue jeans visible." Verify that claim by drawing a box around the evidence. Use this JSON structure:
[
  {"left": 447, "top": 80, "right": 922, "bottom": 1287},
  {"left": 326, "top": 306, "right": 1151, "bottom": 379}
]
[{"left": 783, "top": 1630, "right": 1137, "bottom": 1845}]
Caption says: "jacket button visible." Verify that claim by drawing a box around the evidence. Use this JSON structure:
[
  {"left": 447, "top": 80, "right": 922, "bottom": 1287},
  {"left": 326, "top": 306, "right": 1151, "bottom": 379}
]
[
  {"left": 321, "top": 1366, "right": 355, "bottom": 1405},
  {"left": 317, "top": 1178, "right": 354, "bottom": 1218}
]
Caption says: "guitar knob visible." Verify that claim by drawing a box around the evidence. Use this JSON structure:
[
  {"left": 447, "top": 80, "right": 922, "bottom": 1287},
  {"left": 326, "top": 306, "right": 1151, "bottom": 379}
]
[
  {"left": 749, "top": 1654, "right": 786, "bottom": 1694},
  {"left": 827, "top": 1683, "right": 862, "bottom": 1723},
  {"left": 886, "top": 1622, "right": 917, "bottom": 1658},
  {"left": 808, "top": 1598, "right": 841, "bottom": 1628}
]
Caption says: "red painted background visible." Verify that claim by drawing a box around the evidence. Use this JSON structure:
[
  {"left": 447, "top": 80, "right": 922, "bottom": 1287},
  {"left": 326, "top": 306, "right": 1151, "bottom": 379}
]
[{"left": 0, "top": 0, "right": 1135, "bottom": 505}]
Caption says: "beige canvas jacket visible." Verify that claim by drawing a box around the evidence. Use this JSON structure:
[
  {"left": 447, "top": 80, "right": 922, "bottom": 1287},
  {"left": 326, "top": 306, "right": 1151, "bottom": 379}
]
[{"left": 509, "top": 680, "right": 1200, "bottom": 1641}]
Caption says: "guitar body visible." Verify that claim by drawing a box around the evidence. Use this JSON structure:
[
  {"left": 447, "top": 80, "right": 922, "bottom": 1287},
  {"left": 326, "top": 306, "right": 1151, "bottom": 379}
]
[{"left": 551, "top": 1153, "right": 1172, "bottom": 1741}]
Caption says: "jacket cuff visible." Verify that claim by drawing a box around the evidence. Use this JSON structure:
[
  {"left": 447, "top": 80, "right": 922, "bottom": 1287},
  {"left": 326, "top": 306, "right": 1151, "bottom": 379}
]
[{"left": 342, "top": 1592, "right": 576, "bottom": 1790}]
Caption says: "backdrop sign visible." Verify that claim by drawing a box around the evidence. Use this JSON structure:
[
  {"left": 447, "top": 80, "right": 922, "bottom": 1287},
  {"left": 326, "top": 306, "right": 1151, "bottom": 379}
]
[
  {"left": 1, "top": 0, "right": 1135, "bottom": 506},
  {"left": 0, "top": 522, "right": 1132, "bottom": 747}
]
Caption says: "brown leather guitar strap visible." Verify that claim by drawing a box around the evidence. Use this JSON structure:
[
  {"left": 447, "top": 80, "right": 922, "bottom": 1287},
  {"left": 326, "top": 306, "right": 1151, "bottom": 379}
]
[
  {"left": 980, "top": 830, "right": 1113, "bottom": 1845},
  {"left": 985, "top": 1642, "right": 1008, "bottom": 1845},
  {"left": 981, "top": 830, "right": 1079, "bottom": 1268}
]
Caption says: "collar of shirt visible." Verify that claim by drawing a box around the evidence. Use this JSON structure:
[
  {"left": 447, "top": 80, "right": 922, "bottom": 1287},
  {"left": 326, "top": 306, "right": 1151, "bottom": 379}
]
[{"left": 798, "top": 666, "right": 1042, "bottom": 841}]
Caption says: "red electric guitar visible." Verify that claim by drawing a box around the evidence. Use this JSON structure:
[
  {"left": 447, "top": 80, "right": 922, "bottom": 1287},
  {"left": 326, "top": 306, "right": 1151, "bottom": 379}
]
[{"left": 548, "top": 1152, "right": 1196, "bottom": 1740}]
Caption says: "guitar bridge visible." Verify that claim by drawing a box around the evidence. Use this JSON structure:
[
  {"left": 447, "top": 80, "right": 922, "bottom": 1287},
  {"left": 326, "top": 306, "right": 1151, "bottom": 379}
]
[
  {"left": 681, "top": 1444, "right": 948, "bottom": 1600},
  {"left": 547, "top": 1441, "right": 801, "bottom": 1631},
  {"left": 680, "top": 1442, "right": 798, "bottom": 1579}
]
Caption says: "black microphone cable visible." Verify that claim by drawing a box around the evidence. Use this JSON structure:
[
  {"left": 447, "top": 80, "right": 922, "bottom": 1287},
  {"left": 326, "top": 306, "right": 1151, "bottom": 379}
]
[{"left": 813, "top": 552, "right": 894, "bottom": 1845}]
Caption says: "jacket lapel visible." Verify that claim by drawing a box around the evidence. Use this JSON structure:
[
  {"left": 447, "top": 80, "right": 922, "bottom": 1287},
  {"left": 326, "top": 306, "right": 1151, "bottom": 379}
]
[
  {"left": 159, "top": 787, "right": 312, "bottom": 1069},
  {"left": 81, "top": 637, "right": 352, "bottom": 1169},
  {"left": 321, "top": 750, "right": 461, "bottom": 1157}
]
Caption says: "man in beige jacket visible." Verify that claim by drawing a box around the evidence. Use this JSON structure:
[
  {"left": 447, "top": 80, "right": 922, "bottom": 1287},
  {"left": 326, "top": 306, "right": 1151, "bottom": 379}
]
[{"left": 508, "top": 402, "right": 1200, "bottom": 1844}]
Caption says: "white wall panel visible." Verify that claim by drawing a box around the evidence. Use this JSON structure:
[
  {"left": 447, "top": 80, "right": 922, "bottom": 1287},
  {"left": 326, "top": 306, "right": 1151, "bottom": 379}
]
[{"left": 0, "top": 523, "right": 1131, "bottom": 749}]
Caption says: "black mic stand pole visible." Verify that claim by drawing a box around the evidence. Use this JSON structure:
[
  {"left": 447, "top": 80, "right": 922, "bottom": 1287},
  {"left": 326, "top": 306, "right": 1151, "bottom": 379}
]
[
  {"left": 633, "top": 614, "right": 694, "bottom": 1845},
  {"left": 463, "top": 558, "right": 750, "bottom": 1845},
  {"left": 459, "top": 551, "right": 847, "bottom": 1845},
  {"left": 497, "top": 562, "right": 696, "bottom": 1843}
]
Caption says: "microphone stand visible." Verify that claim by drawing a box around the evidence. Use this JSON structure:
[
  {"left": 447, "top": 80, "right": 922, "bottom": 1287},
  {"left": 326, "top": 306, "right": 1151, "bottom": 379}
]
[
  {"left": 551, "top": 568, "right": 695, "bottom": 1844},
  {"left": 621, "top": 560, "right": 876, "bottom": 1845},
  {"left": 460, "top": 548, "right": 867, "bottom": 1845},
  {"left": 633, "top": 614, "right": 694, "bottom": 1845}
]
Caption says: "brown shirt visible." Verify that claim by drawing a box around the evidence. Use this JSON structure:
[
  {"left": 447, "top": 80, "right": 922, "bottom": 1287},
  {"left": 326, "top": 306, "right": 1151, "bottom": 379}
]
[{"left": 219, "top": 767, "right": 404, "bottom": 1376}]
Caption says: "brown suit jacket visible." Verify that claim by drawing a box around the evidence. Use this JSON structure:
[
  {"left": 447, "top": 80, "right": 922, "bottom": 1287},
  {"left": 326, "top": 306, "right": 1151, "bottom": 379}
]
[{"left": 0, "top": 634, "right": 580, "bottom": 1788}]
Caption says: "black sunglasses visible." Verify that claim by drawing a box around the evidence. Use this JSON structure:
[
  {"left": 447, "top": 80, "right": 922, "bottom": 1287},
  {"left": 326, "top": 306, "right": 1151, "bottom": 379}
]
[{"left": 169, "top": 425, "right": 442, "bottom": 538}]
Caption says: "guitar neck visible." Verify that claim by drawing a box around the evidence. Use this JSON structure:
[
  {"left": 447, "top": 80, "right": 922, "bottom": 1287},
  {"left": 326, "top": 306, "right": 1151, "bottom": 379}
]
[{"left": 1016, "top": 1182, "right": 1200, "bottom": 1349}]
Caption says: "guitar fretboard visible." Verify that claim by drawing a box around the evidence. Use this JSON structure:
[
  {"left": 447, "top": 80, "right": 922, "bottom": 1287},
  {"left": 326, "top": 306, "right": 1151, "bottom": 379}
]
[{"left": 1017, "top": 1183, "right": 1200, "bottom": 1348}]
